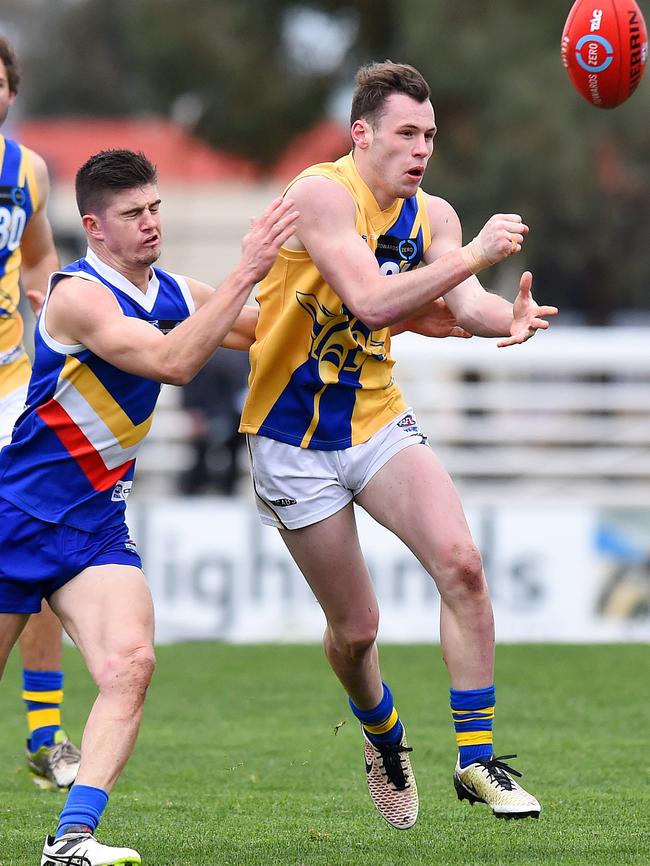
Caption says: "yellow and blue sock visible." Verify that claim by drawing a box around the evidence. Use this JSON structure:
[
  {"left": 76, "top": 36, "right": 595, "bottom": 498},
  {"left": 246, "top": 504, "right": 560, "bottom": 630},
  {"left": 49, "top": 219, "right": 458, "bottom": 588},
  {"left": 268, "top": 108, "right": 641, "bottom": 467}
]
[
  {"left": 450, "top": 684, "right": 495, "bottom": 768},
  {"left": 23, "top": 669, "right": 64, "bottom": 752},
  {"left": 349, "top": 681, "right": 403, "bottom": 746},
  {"left": 56, "top": 784, "right": 109, "bottom": 838}
]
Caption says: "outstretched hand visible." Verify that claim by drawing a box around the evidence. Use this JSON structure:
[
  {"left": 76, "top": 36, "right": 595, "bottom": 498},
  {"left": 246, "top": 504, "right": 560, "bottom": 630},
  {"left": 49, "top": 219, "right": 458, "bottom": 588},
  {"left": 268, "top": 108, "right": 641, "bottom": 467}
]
[
  {"left": 240, "top": 197, "right": 299, "bottom": 283},
  {"left": 497, "top": 271, "right": 558, "bottom": 348}
]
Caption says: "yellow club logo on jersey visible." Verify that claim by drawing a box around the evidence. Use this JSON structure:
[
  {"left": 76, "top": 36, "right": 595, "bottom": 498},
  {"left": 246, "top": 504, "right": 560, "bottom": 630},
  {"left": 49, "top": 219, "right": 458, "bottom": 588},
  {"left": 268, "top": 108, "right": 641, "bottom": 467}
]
[{"left": 296, "top": 291, "right": 386, "bottom": 384}]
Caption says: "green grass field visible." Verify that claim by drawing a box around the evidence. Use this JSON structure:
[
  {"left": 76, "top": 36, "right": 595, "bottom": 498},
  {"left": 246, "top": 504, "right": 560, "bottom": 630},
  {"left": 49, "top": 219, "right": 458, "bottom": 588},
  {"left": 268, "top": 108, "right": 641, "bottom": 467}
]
[{"left": 0, "top": 643, "right": 648, "bottom": 866}]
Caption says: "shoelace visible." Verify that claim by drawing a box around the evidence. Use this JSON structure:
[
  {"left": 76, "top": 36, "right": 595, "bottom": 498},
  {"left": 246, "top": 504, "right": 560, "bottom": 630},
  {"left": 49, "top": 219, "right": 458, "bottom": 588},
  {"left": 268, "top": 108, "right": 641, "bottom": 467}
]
[
  {"left": 375, "top": 742, "right": 413, "bottom": 790},
  {"left": 475, "top": 754, "right": 522, "bottom": 791},
  {"left": 50, "top": 740, "right": 81, "bottom": 770}
]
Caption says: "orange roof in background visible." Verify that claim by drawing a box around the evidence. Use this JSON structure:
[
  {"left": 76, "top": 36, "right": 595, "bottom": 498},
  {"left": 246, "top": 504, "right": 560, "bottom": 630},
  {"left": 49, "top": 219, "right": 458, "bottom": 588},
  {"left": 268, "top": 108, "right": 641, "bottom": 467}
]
[
  {"left": 270, "top": 119, "right": 350, "bottom": 181},
  {"left": 15, "top": 118, "right": 261, "bottom": 183},
  {"left": 13, "top": 117, "right": 351, "bottom": 184}
]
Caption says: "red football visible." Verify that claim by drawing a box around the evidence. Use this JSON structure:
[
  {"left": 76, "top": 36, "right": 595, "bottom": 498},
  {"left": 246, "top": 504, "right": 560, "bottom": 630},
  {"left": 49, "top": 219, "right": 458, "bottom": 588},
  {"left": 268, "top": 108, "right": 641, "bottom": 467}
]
[{"left": 561, "top": 0, "right": 648, "bottom": 108}]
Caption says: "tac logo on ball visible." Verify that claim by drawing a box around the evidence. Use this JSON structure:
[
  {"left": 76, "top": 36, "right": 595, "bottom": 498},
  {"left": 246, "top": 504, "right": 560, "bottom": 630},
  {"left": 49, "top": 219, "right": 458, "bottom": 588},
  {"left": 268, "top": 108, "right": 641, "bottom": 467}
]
[{"left": 561, "top": 0, "right": 649, "bottom": 108}]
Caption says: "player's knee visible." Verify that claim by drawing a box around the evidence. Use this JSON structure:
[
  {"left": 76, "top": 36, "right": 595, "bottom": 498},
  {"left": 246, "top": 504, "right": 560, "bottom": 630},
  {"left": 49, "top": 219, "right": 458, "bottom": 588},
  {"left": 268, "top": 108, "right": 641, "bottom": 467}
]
[
  {"left": 95, "top": 643, "right": 156, "bottom": 701},
  {"left": 129, "top": 644, "right": 156, "bottom": 691},
  {"left": 123, "top": 645, "right": 156, "bottom": 698},
  {"left": 436, "top": 543, "right": 487, "bottom": 598},
  {"left": 329, "top": 617, "right": 379, "bottom": 659}
]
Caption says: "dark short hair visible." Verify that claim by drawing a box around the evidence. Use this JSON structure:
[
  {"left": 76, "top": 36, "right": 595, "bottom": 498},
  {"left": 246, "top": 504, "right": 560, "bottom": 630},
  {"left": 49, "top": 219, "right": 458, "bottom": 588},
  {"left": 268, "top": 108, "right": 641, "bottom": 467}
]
[
  {"left": 0, "top": 36, "right": 21, "bottom": 95},
  {"left": 75, "top": 149, "right": 158, "bottom": 216},
  {"left": 350, "top": 61, "right": 431, "bottom": 127}
]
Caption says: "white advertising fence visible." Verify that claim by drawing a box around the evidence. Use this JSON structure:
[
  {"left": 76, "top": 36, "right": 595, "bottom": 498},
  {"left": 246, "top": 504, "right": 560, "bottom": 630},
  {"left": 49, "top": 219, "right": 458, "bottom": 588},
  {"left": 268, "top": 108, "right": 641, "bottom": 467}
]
[{"left": 126, "top": 496, "right": 650, "bottom": 644}]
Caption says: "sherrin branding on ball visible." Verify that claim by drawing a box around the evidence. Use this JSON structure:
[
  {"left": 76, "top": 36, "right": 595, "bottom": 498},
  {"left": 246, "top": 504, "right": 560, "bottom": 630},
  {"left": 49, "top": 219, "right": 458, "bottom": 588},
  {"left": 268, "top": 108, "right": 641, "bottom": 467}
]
[{"left": 561, "top": 0, "right": 648, "bottom": 108}]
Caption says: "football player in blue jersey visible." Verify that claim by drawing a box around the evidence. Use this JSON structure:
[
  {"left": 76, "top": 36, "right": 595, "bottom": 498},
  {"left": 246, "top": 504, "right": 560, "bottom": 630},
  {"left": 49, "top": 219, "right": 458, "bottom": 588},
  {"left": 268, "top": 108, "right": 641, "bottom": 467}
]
[
  {"left": 0, "top": 147, "right": 298, "bottom": 866},
  {"left": 0, "top": 34, "right": 82, "bottom": 792}
]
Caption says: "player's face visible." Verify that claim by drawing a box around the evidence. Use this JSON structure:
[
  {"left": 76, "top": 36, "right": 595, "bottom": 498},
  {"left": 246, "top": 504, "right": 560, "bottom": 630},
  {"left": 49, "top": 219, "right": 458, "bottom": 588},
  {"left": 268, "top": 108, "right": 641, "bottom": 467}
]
[
  {"left": 96, "top": 185, "right": 163, "bottom": 268},
  {"left": 364, "top": 94, "right": 436, "bottom": 205},
  {"left": 0, "top": 59, "right": 17, "bottom": 127}
]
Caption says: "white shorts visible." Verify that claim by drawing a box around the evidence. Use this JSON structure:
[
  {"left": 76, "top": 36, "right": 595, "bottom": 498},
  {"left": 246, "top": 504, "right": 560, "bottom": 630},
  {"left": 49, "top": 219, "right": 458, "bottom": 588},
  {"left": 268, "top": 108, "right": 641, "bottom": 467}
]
[
  {"left": 247, "top": 408, "right": 428, "bottom": 530},
  {"left": 0, "top": 383, "right": 28, "bottom": 451}
]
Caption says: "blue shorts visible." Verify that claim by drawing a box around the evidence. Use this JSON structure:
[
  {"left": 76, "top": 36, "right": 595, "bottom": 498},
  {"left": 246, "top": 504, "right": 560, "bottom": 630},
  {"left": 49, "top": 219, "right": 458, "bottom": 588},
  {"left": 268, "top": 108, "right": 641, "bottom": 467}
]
[{"left": 0, "top": 497, "right": 143, "bottom": 614}]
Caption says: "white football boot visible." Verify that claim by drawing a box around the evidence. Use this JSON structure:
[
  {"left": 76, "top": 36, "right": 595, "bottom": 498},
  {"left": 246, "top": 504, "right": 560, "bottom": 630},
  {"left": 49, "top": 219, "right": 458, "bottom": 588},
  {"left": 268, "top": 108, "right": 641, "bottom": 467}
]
[
  {"left": 362, "top": 727, "right": 419, "bottom": 828},
  {"left": 27, "top": 730, "right": 81, "bottom": 789},
  {"left": 453, "top": 753, "right": 541, "bottom": 819},
  {"left": 41, "top": 831, "right": 141, "bottom": 865}
]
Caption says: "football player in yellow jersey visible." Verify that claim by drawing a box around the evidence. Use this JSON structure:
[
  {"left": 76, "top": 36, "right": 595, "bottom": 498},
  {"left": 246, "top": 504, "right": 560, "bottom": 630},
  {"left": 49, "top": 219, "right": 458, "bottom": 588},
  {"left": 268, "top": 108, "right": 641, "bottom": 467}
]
[
  {"left": 0, "top": 36, "right": 82, "bottom": 790},
  {"left": 242, "top": 61, "right": 558, "bottom": 827}
]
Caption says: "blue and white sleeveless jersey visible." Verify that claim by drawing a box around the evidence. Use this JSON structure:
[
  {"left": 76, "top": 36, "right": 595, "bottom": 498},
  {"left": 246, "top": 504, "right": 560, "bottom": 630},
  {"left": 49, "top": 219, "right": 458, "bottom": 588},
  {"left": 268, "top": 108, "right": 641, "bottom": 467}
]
[{"left": 0, "top": 249, "right": 194, "bottom": 530}]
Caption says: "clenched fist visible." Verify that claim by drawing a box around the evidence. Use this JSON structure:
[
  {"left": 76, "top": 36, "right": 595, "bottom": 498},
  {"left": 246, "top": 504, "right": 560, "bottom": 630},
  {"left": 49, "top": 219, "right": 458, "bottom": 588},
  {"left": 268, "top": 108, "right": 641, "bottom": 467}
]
[{"left": 461, "top": 213, "right": 529, "bottom": 274}]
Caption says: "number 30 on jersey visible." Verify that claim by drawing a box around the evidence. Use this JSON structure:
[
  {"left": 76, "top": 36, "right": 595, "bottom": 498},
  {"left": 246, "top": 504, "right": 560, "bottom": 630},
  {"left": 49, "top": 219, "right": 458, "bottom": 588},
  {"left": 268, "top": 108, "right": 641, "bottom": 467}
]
[{"left": 0, "top": 206, "right": 27, "bottom": 252}]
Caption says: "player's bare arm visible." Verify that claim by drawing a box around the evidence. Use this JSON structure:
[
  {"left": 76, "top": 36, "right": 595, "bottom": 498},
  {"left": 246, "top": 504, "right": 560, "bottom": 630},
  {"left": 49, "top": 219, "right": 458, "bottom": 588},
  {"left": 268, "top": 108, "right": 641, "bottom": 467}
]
[
  {"left": 390, "top": 298, "right": 471, "bottom": 339},
  {"left": 287, "top": 175, "right": 528, "bottom": 329},
  {"left": 186, "top": 278, "right": 258, "bottom": 351},
  {"left": 423, "top": 195, "right": 558, "bottom": 344},
  {"left": 19, "top": 150, "right": 58, "bottom": 316},
  {"left": 46, "top": 197, "right": 297, "bottom": 384}
]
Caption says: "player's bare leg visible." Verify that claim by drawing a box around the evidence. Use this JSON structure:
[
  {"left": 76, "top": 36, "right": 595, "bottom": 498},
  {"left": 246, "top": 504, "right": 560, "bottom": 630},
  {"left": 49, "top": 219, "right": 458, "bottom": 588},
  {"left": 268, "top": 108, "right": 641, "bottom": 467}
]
[
  {"left": 281, "top": 503, "right": 383, "bottom": 708},
  {"left": 279, "top": 503, "right": 418, "bottom": 828},
  {"left": 42, "top": 564, "right": 153, "bottom": 862},
  {"left": 19, "top": 601, "right": 82, "bottom": 789},
  {"left": 356, "top": 443, "right": 540, "bottom": 818},
  {"left": 0, "top": 612, "right": 29, "bottom": 678},
  {"left": 40, "top": 564, "right": 153, "bottom": 862},
  {"left": 356, "top": 444, "right": 494, "bottom": 688},
  {"left": 49, "top": 564, "right": 155, "bottom": 794},
  {"left": 19, "top": 602, "right": 63, "bottom": 670}
]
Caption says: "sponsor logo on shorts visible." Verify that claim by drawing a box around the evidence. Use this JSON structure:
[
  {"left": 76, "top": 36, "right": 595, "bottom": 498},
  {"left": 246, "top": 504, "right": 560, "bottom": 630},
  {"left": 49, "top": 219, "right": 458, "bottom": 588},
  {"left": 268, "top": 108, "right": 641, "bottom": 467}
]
[
  {"left": 269, "top": 497, "right": 297, "bottom": 507},
  {"left": 111, "top": 480, "right": 133, "bottom": 501},
  {"left": 397, "top": 413, "right": 419, "bottom": 432},
  {"left": 124, "top": 538, "right": 138, "bottom": 553}
]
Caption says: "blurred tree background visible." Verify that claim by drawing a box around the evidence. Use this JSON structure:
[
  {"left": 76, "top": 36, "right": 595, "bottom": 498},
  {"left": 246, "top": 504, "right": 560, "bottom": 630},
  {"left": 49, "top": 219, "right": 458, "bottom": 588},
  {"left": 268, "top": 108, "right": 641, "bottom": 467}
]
[{"left": 2, "top": 0, "right": 649, "bottom": 321}]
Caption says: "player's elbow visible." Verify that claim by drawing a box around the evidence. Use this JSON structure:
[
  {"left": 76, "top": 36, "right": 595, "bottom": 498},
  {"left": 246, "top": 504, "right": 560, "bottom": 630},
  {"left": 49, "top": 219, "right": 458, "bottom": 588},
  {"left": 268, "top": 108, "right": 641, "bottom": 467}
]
[
  {"left": 361, "top": 307, "right": 400, "bottom": 331},
  {"left": 348, "top": 296, "right": 392, "bottom": 331},
  {"left": 146, "top": 339, "right": 199, "bottom": 384},
  {"left": 359, "top": 309, "right": 388, "bottom": 330},
  {"left": 163, "top": 365, "right": 194, "bottom": 387},
  {"left": 446, "top": 301, "right": 474, "bottom": 332},
  {"left": 157, "top": 357, "right": 195, "bottom": 386}
]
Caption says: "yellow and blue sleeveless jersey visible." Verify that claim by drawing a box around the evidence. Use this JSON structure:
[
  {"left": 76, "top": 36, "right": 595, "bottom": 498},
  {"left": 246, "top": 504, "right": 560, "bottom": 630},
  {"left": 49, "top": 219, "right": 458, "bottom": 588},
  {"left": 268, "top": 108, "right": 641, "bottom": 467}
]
[
  {"left": 0, "top": 134, "right": 38, "bottom": 398},
  {"left": 0, "top": 250, "right": 195, "bottom": 530},
  {"left": 240, "top": 153, "right": 431, "bottom": 449}
]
